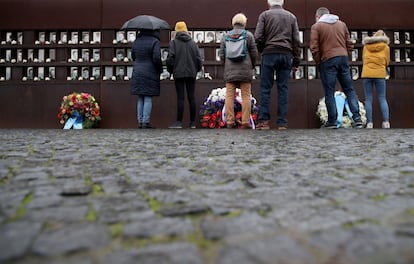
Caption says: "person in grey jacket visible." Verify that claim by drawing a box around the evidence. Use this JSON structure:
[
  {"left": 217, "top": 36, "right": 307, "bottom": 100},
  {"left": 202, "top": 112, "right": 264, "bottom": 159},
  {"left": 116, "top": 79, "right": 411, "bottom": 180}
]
[
  {"left": 219, "top": 13, "right": 258, "bottom": 129},
  {"left": 167, "top": 21, "right": 203, "bottom": 129},
  {"left": 254, "top": 0, "right": 301, "bottom": 130}
]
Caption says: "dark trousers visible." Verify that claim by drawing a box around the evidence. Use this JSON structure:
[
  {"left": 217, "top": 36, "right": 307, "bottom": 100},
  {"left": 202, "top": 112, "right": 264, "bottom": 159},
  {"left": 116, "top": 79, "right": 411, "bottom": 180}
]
[{"left": 174, "top": 77, "right": 196, "bottom": 122}]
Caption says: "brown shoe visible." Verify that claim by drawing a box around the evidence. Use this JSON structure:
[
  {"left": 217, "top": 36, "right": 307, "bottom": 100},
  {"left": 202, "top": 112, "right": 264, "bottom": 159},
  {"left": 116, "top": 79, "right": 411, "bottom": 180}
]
[
  {"left": 278, "top": 126, "right": 287, "bottom": 130},
  {"left": 242, "top": 123, "right": 251, "bottom": 129},
  {"left": 256, "top": 120, "right": 270, "bottom": 130}
]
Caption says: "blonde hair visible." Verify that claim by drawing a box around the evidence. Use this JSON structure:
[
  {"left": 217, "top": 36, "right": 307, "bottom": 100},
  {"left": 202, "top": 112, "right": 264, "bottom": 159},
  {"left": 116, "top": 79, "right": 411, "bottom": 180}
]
[{"left": 232, "top": 13, "right": 247, "bottom": 26}]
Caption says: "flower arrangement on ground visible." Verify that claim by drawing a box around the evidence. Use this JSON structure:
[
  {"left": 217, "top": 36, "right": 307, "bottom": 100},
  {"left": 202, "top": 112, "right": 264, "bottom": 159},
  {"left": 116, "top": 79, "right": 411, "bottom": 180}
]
[
  {"left": 57, "top": 92, "right": 101, "bottom": 129},
  {"left": 316, "top": 91, "right": 366, "bottom": 128},
  {"left": 199, "top": 87, "right": 259, "bottom": 128}
]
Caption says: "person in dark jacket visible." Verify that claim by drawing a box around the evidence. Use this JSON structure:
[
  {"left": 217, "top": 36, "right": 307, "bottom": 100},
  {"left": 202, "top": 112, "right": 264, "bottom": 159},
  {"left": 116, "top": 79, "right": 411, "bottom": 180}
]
[
  {"left": 167, "top": 21, "right": 203, "bottom": 129},
  {"left": 130, "top": 29, "right": 162, "bottom": 129},
  {"left": 219, "top": 13, "right": 258, "bottom": 129},
  {"left": 254, "top": 0, "right": 301, "bottom": 130}
]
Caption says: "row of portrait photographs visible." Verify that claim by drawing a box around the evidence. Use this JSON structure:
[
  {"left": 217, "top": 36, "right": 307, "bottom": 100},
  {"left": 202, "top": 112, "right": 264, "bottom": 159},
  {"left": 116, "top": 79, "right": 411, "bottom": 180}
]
[
  {"left": 394, "top": 49, "right": 411, "bottom": 62},
  {"left": 1, "top": 32, "right": 24, "bottom": 45},
  {"left": 114, "top": 31, "right": 138, "bottom": 44},
  {"left": 68, "top": 48, "right": 101, "bottom": 62},
  {"left": 32, "top": 31, "right": 102, "bottom": 45},
  {"left": 351, "top": 31, "right": 411, "bottom": 45},
  {"left": 0, "top": 49, "right": 56, "bottom": 63},
  {"left": 169, "top": 30, "right": 305, "bottom": 44}
]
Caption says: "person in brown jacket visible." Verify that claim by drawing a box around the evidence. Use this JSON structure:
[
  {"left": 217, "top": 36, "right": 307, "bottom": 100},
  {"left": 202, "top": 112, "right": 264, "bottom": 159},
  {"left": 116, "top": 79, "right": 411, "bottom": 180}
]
[
  {"left": 310, "top": 7, "right": 363, "bottom": 129},
  {"left": 219, "top": 13, "right": 258, "bottom": 129},
  {"left": 361, "top": 30, "right": 390, "bottom": 129},
  {"left": 254, "top": 0, "right": 301, "bottom": 130}
]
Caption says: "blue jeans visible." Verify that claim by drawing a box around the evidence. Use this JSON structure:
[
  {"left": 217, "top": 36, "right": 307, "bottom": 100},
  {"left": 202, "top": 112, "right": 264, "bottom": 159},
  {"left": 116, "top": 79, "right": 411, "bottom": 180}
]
[
  {"left": 318, "top": 56, "right": 361, "bottom": 125},
  {"left": 258, "top": 53, "right": 292, "bottom": 126},
  {"left": 363, "top": 78, "right": 389, "bottom": 123},
  {"left": 137, "top": 95, "right": 152, "bottom": 123}
]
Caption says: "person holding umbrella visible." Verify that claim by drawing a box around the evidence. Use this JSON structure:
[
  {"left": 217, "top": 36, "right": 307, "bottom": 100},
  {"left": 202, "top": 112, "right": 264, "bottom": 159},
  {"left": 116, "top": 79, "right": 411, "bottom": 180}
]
[
  {"left": 166, "top": 21, "right": 203, "bottom": 129},
  {"left": 125, "top": 15, "right": 169, "bottom": 129}
]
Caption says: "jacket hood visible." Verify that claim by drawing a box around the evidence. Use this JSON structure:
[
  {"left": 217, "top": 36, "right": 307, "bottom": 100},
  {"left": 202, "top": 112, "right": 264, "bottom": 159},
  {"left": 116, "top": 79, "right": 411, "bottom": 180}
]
[
  {"left": 318, "top": 14, "right": 339, "bottom": 24},
  {"left": 362, "top": 35, "right": 390, "bottom": 45},
  {"left": 175, "top": 32, "right": 192, "bottom": 42},
  {"left": 228, "top": 26, "right": 246, "bottom": 39}
]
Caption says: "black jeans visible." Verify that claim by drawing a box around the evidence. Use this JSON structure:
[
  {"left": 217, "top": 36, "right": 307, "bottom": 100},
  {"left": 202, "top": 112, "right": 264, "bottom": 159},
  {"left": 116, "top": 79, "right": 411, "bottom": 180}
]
[{"left": 174, "top": 77, "right": 196, "bottom": 122}]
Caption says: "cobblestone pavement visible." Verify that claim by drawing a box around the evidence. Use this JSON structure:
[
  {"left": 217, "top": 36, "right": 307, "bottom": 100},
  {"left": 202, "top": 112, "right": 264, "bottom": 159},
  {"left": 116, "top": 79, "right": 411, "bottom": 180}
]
[{"left": 0, "top": 129, "right": 414, "bottom": 264}]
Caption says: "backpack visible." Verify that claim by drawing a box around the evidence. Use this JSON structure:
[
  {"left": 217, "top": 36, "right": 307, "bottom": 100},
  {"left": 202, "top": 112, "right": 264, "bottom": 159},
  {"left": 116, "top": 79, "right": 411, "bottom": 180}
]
[{"left": 224, "top": 30, "right": 247, "bottom": 62}]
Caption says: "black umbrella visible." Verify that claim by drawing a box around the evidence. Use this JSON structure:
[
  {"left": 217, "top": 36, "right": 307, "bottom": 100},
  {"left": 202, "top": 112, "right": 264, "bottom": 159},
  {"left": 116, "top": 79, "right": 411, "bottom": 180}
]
[{"left": 121, "top": 15, "right": 170, "bottom": 30}]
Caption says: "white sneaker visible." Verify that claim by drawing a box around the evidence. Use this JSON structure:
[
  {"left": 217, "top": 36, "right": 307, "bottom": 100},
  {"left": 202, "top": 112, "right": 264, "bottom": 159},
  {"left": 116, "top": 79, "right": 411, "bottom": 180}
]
[
  {"left": 366, "top": 122, "right": 373, "bottom": 129},
  {"left": 382, "top": 121, "right": 390, "bottom": 129}
]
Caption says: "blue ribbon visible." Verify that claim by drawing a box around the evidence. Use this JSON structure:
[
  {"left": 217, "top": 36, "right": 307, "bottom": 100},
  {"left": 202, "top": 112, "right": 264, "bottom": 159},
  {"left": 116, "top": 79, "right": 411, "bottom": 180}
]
[{"left": 63, "top": 110, "right": 83, "bottom": 129}]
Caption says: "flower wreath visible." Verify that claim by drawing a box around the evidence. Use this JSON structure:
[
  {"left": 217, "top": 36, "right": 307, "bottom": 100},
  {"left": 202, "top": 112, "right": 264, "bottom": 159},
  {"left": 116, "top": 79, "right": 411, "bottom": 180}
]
[
  {"left": 316, "top": 91, "right": 366, "bottom": 128},
  {"left": 57, "top": 92, "right": 101, "bottom": 129},
  {"left": 199, "top": 87, "right": 259, "bottom": 128}
]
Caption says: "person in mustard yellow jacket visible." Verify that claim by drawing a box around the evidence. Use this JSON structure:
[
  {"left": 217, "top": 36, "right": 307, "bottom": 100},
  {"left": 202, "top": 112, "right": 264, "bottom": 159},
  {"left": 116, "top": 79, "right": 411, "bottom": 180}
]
[{"left": 361, "top": 30, "right": 390, "bottom": 128}]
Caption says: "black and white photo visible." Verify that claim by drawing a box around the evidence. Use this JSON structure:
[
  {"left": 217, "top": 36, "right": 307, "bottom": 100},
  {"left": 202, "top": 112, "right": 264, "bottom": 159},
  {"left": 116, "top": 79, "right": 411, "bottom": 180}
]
[
  {"left": 38, "top": 32, "right": 45, "bottom": 43},
  {"left": 308, "top": 66, "right": 316, "bottom": 80},
  {"left": 49, "top": 49, "right": 56, "bottom": 61},
  {"left": 71, "top": 49, "right": 78, "bottom": 61},
  {"left": 351, "top": 66, "right": 359, "bottom": 80},
  {"left": 17, "top": 32, "right": 23, "bottom": 45},
  {"left": 71, "top": 31, "right": 78, "bottom": 44},
  {"left": 127, "top": 31, "right": 136, "bottom": 42},
  {"left": 116, "top": 31, "right": 125, "bottom": 43},
  {"left": 82, "top": 67, "right": 89, "bottom": 79},
  {"left": 405, "top": 31, "right": 411, "bottom": 44},
  {"left": 49, "top": 32, "right": 57, "bottom": 44},
  {"left": 92, "top": 31, "right": 101, "bottom": 44},
  {"left": 60, "top": 32, "right": 67, "bottom": 44},
  {"left": 394, "top": 31, "right": 400, "bottom": 44},
  {"left": 394, "top": 49, "right": 401, "bottom": 62},
  {"left": 82, "top": 31, "right": 90, "bottom": 43},
  {"left": 81, "top": 49, "right": 89, "bottom": 62},
  {"left": 351, "top": 49, "right": 358, "bottom": 62},
  {"left": 38, "top": 67, "right": 44, "bottom": 80},
  {"left": 205, "top": 31, "right": 215, "bottom": 43},
  {"left": 92, "top": 67, "right": 100, "bottom": 79},
  {"left": 48, "top": 67, "right": 56, "bottom": 79},
  {"left": 194, "top": 31, "right": 204, "bottom": 43},
  {"left": 92, "top": 49, "right": 100, "bottom": 62}
]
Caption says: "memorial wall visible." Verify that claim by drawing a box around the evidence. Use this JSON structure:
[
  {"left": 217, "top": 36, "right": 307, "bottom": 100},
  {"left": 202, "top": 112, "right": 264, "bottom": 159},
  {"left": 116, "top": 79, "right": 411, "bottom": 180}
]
[{"left": 0, "top": 0, "right": 413, "bottom": 128}]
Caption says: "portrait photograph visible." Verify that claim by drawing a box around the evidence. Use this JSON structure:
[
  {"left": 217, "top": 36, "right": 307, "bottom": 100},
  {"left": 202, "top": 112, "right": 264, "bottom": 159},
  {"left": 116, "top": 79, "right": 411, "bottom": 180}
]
[
  {"left": 27, "top": 49, "right": 34, "bottom": 62},
  {"left": 205, "top": 31, "right": 215, "bottom": 43},
  {"left": 71, "top": 31, "right": 78, "bottom": 44},
  {"left": 308, "top": 66, "right": 316, "bottom": 80},
  {"left": 5, "top": 49, "right": 11, "bottom": 62},
  {"left": 92, "top": 67, "right": 100, "bottom": 79},
  {"left": 307, "top": 48, "right": 313, "bottom": 61},
  {"left": 27, "top": 67, "right": 34, "bottom": 80},
  {"left": 170, "top": 31, "right": 177, "bottom": 40},
  {"left": 351, "top": 31, "right": 358, "bottom": 43},
  {"left": 49, "top": 49, "right": 56, "bottom": 61},
  {"left": 37, "top": 49, "right": 45, "bottom": 62},
  {"left": 295, "top": 66, "right": 304, "bottom": 79},
  {"left": 298, "top": 31, "right": 304, "bottom": 44},
  {"left": 351, "top": 66, "right": 359, "bottom": 80},
  {"left": 6, "top": 32, "right": 12, "bottom": 43},
  {"left": 70, "top": 67, "right": 78, "bottom": 80},
  {"left": 127, "top": 31, "right": 136, "bottom": 42},
  {"left": 17, "top": 49, "right": 23, "bottom": 62},
  {"left": 81, "top": 67, "right": 89, "bottom": 79},
  {"left": 92, "top": 49, "right": 100, "bottom": 62},
  {"left": 361, "top": 31, "right": 368, "bottom": 41},
  {"left": 194, "top": 31, "right": 204, "bottom": 43},
  {"left": 161, "top": 48, "right": 169, "bottom": 62},
  {"left": 82, "top": 49, "right": 90, "bottom": 62},
  {"left": 394, "top": 31, "right": 400, "bottom": 44},
  {"left": 17, "top": 32, "right": 23, "bottom": 45},
  {"left": 405, "top": 49, "right": 411, "bottom": 62},
  {"left": 49, "top": 32, "right": 57, "bottom": 44},
  {"left": 70, "top": 49, "right": 78, "bottom": 61},
  {"left": 160, "top": 66, "right": 170, "bottom": 80},
  {"left": 215, "top": 48, "right": 221, "bottom": 61},
  {"left": 92, "top": 31, "right": 101, "bottom": 44},
  {"left": 127, "top": 66, "right": 133, "bottom": 78},
  {"left": 38, "top": 67, "right": 44, "bottom": 80},
  {"left": 60, "top": 32, "right": 68, "bottom": 44},
  {"left": 116, "top": 66, "right": 125, "bottom": 80},
  {"left": 115, "top": 49, "right": 125, "bottom": 61},
  {"left": 5, "top": 67, "right": 11, "bottom": 81},
  {"left": 38, "top": 32, "right": 45, "bottom": 43},
  {"left": 351, "top": 49, "right": 358, "bottom": 62},
  {"left": 48, "top": 67, "right": 56, "bottom": 79},
  {"left": 82, "top": 31, "right": 90, "bottom": 43},
  {"left": 394, "top": 49, "right": 401, "bottom": 62},
  {"left": 116, "top": 31, "right": 125, "bottom": 42},
  {"left": 405, "top": 32, "right": 411, "bottom": 44},
  {"left": 215, "top": 31, "right": 225, "bottom": 43},
  {"left": 105, "top": 66, "right": 113, "bottom": 78}
]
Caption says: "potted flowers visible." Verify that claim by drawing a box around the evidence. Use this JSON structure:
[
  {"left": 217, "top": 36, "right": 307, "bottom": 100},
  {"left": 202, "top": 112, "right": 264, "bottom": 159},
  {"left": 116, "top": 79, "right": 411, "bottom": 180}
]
[
  {"left": 57, "top": 92, "right": 101, "bottom": 129},
  {"left": 199, "top": 87, "right": 259, "bottom": 129}
]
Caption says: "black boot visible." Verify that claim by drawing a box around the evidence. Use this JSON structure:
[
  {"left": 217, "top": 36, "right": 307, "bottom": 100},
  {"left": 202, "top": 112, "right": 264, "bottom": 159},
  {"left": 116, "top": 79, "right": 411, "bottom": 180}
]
[
  {"left": 138, "top": 123, "right": 143, "bottom": 129},
  {"left": 143, "top": 123, "right": 155, "bottom": 129}
]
